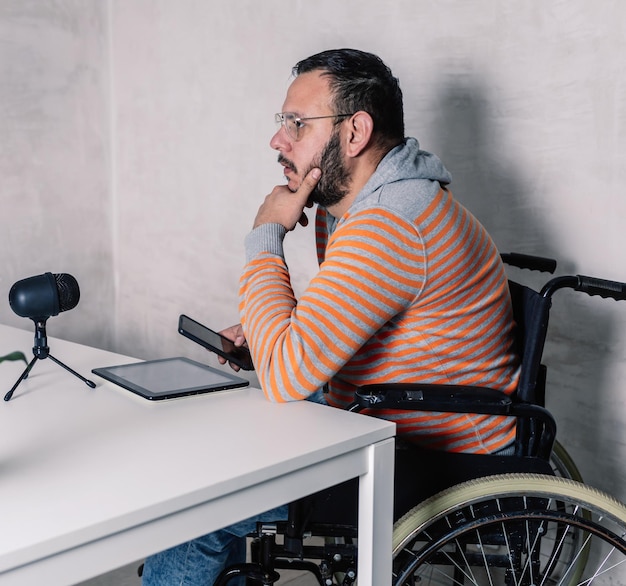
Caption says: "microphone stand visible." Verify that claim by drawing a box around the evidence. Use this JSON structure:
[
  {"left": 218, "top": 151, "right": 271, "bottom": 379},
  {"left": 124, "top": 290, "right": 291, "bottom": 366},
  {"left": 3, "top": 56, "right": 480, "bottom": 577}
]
[{"left": 4, "top": 319, "right": 96, "bottom": 401}]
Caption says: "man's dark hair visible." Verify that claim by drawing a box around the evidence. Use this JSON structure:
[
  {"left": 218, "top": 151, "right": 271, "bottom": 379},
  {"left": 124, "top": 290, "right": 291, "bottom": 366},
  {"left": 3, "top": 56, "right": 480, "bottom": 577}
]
[{"left": 293, "top": 48, "right": 405, "bottom": 148}]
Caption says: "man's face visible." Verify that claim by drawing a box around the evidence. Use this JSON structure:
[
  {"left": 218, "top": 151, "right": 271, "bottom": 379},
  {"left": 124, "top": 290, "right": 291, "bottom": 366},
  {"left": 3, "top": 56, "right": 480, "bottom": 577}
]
[{"left": 270, "top": 71, "right": 351, "bottom": 208}]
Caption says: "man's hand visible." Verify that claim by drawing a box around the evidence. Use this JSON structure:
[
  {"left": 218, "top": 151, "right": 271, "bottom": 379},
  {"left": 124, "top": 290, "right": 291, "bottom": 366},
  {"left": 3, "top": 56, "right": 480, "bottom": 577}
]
[
  {"left": 253, "top": 168, "right": 321, "bottom": 230},
  {"left": 217, "top": 324, "right": 247, "bottom": 372}
]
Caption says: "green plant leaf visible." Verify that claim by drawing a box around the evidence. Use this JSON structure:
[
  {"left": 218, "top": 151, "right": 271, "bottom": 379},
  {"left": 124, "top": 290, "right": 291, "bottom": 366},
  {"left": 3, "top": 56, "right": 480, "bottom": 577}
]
[{"left": 0, "top": 351, "right": 28, "bottom": 365}]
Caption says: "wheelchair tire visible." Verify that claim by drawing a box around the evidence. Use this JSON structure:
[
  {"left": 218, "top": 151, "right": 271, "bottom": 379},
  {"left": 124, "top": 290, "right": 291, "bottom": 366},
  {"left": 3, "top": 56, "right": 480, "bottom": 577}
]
[{"left": 392, "top": 473, "right": 626, "bottom": 586}]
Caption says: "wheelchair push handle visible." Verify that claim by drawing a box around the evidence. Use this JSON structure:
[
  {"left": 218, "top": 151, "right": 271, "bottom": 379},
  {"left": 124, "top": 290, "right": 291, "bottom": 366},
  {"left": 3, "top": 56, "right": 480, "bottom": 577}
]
[
  {"left": 541, "top": 275, "right": 626, "bottom": 301},
  {"left": 576, "top": 275, "right": 626, "bottom": 301},
  {"left": 500, "top": 252, "right": 558, "bottom": 274}
]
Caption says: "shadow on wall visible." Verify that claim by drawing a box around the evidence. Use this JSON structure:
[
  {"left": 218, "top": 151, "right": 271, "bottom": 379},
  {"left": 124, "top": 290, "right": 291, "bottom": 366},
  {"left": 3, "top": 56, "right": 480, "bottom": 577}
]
[{"left": 427, "top": 76, "right": 620, "bottom": 494}]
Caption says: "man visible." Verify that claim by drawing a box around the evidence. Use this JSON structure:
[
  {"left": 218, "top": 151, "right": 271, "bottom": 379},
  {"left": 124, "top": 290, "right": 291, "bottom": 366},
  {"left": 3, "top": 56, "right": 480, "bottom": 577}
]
[{"left": 142, "top": 48, "right": 519, "bottom": 585}]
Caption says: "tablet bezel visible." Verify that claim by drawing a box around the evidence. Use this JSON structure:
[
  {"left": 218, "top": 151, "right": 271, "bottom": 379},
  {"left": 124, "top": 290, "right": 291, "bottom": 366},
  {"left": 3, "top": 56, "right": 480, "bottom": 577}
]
[{"left": 92, "top": 357, "right": 249, "bottom": 400}]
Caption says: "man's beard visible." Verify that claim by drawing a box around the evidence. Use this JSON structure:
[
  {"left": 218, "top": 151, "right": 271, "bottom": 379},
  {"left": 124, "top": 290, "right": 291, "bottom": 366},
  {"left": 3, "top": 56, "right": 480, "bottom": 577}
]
[{"left": 279, "top": 129, "right": 351, "bottom": 208}]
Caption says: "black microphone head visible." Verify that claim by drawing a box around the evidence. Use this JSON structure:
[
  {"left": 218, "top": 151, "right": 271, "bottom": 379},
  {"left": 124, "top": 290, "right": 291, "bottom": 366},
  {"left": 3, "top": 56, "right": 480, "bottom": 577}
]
[
  {"left": 54, "top": 273, "right": 80, "bottom": 313},
  {"left": 9, "top": 272, "right": 80, "bottom": 320}
]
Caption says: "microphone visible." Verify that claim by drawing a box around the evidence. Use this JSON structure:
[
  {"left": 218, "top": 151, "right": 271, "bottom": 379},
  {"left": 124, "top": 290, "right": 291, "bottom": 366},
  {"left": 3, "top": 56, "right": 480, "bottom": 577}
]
[
  {"left": 9, "top": 272, "right": 80, "bottom": 321},
  {"left": 4, "top": 272, "right": 95, "bottom": 401}
]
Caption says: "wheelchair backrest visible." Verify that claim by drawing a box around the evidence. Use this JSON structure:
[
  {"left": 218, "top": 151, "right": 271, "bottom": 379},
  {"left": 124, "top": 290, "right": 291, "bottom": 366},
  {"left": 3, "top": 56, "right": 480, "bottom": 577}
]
[{"left": 508, "top": 280, "right": 554, "bottom": 455}]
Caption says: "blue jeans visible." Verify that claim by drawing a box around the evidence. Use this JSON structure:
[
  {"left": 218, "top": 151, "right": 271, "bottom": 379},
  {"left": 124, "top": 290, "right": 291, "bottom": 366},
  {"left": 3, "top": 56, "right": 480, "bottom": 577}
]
[{"left": 141, "top": 504, "right": 288, "bottom": 586}]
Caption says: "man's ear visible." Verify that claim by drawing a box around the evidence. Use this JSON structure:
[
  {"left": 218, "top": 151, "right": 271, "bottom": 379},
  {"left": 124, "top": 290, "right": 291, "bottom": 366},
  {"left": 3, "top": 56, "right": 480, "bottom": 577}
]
[{"left": 344, "top": 111, "right": 374, "bottom": 158}]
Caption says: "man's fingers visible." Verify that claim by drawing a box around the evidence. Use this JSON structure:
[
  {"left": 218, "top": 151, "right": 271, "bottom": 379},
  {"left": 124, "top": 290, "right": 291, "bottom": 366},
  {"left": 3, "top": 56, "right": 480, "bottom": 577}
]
[
  {"left": 296, "top": 168, "right": 321, "bottom": 201},
  {"left": 293, "top": 169, "right": 319, "bottom": 228},
  {"left": 253, "top": 168, "right": 321, "bottom": 230}
]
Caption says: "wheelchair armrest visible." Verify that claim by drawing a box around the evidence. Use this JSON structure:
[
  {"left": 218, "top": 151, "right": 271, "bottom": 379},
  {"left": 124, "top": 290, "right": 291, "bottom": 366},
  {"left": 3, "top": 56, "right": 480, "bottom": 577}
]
[
  {"left": 353, "top": 383, "right": 513, "bottom": 414},
  {"left": 353, "top": 383, "right": 556, "bottom": 460}
]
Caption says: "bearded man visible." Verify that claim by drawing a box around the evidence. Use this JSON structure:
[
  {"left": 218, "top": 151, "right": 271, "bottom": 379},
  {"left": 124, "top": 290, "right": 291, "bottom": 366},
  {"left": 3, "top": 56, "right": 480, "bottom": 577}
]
[{"left": 142, "top": 48, "right": 519, "bottom": 586}]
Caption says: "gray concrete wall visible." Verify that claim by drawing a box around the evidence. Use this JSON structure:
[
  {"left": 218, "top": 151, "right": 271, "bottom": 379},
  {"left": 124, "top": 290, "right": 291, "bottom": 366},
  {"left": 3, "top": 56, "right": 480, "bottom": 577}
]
[{"left": 1, "top": 0, "right": 625, "bottom": 506}]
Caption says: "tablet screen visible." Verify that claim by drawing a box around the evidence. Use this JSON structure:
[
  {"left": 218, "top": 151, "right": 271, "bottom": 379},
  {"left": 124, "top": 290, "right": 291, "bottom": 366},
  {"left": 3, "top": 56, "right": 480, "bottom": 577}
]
[{"left": 92, "top": 357, "right": 249, "bottom": 400}]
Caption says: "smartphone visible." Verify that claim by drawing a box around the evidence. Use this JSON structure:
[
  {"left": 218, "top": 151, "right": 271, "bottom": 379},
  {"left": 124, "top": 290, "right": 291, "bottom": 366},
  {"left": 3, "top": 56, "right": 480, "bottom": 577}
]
[{"left": 178, "top": 314, "right": 255, "bottom": 371}]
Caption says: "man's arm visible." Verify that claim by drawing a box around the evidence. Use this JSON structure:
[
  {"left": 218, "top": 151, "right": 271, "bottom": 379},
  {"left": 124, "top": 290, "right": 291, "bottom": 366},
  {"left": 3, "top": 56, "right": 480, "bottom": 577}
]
[{"left": 239, "top": 208, "right": 425, "bottom": 402}]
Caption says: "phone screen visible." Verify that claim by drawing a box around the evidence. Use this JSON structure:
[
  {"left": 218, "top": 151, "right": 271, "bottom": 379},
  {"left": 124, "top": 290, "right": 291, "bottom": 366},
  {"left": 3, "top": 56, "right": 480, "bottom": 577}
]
[{"left": 178, "top": 315, "right": 254, "bottom": 371}]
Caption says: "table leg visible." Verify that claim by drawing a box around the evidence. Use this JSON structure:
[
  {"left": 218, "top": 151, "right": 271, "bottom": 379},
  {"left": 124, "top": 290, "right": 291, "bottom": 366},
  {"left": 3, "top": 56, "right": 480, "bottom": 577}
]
[{"left": 357, "top": 437, "right": 395, "bottom": 586}]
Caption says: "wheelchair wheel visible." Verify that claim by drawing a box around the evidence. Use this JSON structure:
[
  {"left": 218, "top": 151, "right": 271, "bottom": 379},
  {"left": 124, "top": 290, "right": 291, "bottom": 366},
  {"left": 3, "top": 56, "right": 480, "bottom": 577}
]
[
  {"left": 392, "top": 473, "right": 626, "bottom": 586},
  {"left": 550, "top": 439, "right": 584, "bottom": 482}
]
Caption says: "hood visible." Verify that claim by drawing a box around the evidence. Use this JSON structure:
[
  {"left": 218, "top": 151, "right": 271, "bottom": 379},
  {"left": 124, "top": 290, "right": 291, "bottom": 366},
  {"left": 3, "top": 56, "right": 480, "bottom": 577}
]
[{"left": 353, "top": 137, "right": 452, "bottom": 207}]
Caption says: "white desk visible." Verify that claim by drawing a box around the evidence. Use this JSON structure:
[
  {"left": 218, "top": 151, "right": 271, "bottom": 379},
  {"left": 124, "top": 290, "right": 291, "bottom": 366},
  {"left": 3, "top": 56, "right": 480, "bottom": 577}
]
[{"left": 0, "top": 324, "right": 395, "bottom": 585}]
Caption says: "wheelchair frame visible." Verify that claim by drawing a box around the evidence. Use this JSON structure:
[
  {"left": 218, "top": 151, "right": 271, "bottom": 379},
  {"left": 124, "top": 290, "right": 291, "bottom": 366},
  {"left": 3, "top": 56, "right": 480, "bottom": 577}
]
[{"left": 214, "top": 254, "right": 626, "bottom": 586}]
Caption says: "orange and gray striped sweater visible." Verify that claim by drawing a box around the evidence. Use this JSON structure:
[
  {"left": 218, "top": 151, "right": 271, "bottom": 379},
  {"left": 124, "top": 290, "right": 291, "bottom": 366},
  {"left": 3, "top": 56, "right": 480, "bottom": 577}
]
[{"left": 240, "top": 138, "right": 520, "bottom": 453}]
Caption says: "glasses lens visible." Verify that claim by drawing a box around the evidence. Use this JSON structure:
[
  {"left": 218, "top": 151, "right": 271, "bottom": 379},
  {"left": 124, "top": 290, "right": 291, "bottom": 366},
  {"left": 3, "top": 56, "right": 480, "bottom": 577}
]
[
  {"left": 285, "top": 114, "right": 298, "bottom": 140},
  {"left": 275, "top": 113, "right": 298, "bottom": 140}
]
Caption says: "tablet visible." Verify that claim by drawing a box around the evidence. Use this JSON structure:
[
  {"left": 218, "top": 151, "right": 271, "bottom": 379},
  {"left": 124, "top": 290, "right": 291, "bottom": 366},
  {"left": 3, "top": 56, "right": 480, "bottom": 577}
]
[{"left": 92, "top": 357, "right": 249, "bottom": 400}]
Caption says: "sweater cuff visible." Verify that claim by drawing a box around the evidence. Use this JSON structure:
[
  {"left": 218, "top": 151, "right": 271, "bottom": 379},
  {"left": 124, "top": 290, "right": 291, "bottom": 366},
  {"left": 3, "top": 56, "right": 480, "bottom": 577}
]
[{"left": 244, "top": 223, "right": 288, "bottom": 262}]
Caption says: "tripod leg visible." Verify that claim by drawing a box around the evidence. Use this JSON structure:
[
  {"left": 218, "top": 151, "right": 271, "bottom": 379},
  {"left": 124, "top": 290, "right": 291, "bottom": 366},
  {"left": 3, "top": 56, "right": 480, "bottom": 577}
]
[
  {"left": 48, "top": 354, "right": 96, "bottom": 389},
  {"left": 4, "top": 356, "right": 39, "bottom": 401}
]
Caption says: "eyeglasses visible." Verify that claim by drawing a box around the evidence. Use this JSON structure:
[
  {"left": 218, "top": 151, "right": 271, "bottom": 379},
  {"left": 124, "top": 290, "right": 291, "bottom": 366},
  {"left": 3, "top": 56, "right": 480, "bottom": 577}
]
[{"left": 275, "top": 112, "right": 353, "bottom": 141}]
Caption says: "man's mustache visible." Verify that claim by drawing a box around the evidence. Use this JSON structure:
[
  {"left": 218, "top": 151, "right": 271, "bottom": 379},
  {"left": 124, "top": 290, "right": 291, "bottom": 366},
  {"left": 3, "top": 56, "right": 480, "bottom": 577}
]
[{"left": 278, "top": 154, "right": 297, "bottom": 173}]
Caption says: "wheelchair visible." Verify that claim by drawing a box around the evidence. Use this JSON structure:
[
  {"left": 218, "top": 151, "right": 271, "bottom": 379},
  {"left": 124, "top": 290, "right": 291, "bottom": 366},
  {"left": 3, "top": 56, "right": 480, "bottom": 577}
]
[{"left": 214, "top": 254, "right": 626, "bottom": 586}]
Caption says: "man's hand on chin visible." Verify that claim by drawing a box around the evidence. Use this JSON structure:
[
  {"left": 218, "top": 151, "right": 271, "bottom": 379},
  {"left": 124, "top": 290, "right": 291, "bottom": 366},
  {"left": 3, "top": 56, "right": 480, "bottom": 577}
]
[{"left": 253, "top": 168, "right": 321, "bottom": 230}]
